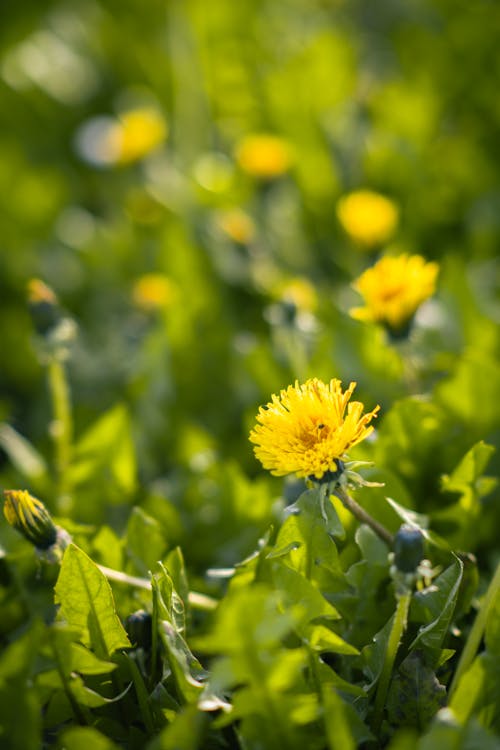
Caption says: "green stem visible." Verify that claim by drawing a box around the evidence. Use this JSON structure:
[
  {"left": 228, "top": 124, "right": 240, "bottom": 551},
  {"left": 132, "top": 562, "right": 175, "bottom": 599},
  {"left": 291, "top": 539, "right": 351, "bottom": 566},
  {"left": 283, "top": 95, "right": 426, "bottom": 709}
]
[
  {"left": 372, "top": 591, "right": 411, "bottom": 732},
  {"left": 47, "top": 358, "right": 72, "bottom": 502},
  {"left": 448, "top": 560, "right": 500, "bottom": 699},
  {"left": 97, "top": 564, "right": 218, "bottom": 611},
  {"left": 334, "top": 486, "right": 394, "bottom": 547}
]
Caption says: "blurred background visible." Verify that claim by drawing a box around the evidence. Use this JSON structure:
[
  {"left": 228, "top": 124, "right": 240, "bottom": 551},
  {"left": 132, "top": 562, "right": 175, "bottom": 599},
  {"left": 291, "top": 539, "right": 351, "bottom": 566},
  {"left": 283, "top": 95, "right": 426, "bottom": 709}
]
[{"left": 0, "top": 0, "right": 498, "bottom": 571}]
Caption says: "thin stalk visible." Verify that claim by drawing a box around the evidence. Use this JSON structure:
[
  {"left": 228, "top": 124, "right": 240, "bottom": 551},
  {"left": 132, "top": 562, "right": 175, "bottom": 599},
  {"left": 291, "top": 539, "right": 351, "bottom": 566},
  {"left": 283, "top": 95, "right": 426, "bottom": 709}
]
[
  {"left": 448, "top": 559, "right": 500, "bottom": 699},
  {"left": 372, "top": 591, "right": 411, "bottom": 732},
  {"left": 97, "top": 564, "right": 218, "bottom": 611},
  {"left": 334, "top": 486, "right": 394, "bottom": 547},
  {"left": 47, "top": 358, "right": 72, "bottom": 501}
]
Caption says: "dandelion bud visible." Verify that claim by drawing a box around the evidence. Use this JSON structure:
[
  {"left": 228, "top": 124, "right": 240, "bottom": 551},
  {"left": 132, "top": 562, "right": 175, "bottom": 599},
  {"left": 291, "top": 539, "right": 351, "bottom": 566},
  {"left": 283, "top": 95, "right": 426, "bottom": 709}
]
[
  {"left": 26, "top": 279, "right": 77, "bottom": 361},
  {"left": 3, "top": 489, "right": 58, "bottom": 550},
  {"left": 27, "top": 279, "right": 62, "bottom": 337},
  {"left": 126, "top": 609, "right": 153, "bottom": 649},
  {"left": 393, "top": 524, "right": 425, "bottom": 574}
]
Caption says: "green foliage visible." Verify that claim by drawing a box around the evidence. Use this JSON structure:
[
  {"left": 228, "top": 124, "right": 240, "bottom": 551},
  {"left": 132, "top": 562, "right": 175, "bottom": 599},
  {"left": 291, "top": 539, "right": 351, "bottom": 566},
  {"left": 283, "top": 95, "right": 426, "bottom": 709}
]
[{"left": 0, "top": 0, "right": 499, "bottom": 748}]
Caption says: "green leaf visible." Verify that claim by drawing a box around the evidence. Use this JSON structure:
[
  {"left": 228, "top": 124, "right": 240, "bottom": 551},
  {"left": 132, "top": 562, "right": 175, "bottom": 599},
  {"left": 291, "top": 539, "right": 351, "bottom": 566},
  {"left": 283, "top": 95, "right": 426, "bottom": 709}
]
[
  {"left": 322, "top": 686, "right": 356, "bottom": 750},
  {"left": 151, "top": 564, "right": 205, "bottom": 704},
  {"left": 55, "top": 544, "right": 131, "bottom": 658},
  {"left": 145, "top": 706, "right": 208, "bottom": 750},
  {"left": 125, "top": 507, "right": 166, "bottom": 576},
  {"left": 193, "top": 584, "right": 295, "bottom": 656},
  {"left": 270, "top": 562, "right": 358, "bottom": 655},
  {"left": 58, "top": 726, "right": 120, "bottom": 750},
  {"left": 0, "top": 620, "right": 44, "bottom": 750},
  {"left": 485, "top": 575, "right": 500, "bottom": 656},
  {"left": 0, "top": 618, "right": 44, "bottom": 683},
  {"left": 70, "top": 643, "right": 118, "bottom": 675},
  {"left": 386, "top": 652, "right": 446, "bottom": 730},
  {"left": 450, "top": 653, "right": 500, "bottom": 731},
  {"left": 270, "top": 488, "right": 344, "bottom": 588},
  {"left": 272, "top": 561, "right": 341, "bottom": 621},
  {"left": 441, "top": 441, "right": 495, "bottom": 497},
  {"left": 68, "top": 404, "right": 137, "bottom": 502},
  {"left": 433, "top": 442, "right": 498, "bottom": 551},
  {"left": 410, "top": 557, "right": 463, "bottom": 656}
]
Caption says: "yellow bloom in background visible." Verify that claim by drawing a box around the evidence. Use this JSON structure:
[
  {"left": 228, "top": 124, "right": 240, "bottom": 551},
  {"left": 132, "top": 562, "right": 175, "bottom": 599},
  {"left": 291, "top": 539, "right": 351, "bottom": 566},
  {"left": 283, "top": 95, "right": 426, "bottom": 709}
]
[
  {"left": 132, "top": 273, "right": 177, "bottom": 312},
  {"left": 27, "top": 278, "right": 58, "bottom": 306},
  {"left": 272, "top": 277, "right": 318, "bottom": 313},
  {"left": 336, "top": 190, "right": 399, "bottom": 247},
  {"left": 4, "top": 489, "right": 58, "bottom": 549},
  {"left": 350, "top": 253, "right": 439, "bottom": 333},
  {"left": 235, "top": 133, "right": 292, "bottom": 179},
  {"left": 112, "top": 107, "right": 167, "bottom": 164},
  {"left": 76, "top": 107, "right": 167, "bottom": 167},
  {"left": 216, "top": 208, "right": 256, "bottom": 244},
  {"left": 250, "top": 378, "right": 379, "bottom": 480}
]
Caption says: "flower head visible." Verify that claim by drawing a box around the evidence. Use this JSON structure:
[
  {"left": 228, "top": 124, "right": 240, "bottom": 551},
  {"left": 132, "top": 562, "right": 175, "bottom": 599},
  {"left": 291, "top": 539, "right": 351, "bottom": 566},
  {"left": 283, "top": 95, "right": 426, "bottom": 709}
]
[
  {"left": 336, "top": 190, "right": 398, "bottom": 247},
  {"left": 350, "top": 253, "right": 439, "bottom": 333},
  {"left": 3, "top": 489, "right": 58, "bottom": 549},
  {"left": 235, "top": 134, "right": 292, "bottom": 179},
  {"left": 249, "top": 379, "right": 379, "bottom": 480}
]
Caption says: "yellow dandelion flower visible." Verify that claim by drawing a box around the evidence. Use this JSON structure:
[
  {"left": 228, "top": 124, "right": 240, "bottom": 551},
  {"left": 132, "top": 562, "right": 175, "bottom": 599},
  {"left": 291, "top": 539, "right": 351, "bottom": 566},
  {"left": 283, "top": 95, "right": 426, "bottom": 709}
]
[
  {"left": 132, "top": 273, "right": 177, "bottom": 312},
  {"left": 235, "top": 134, "right": 292, "bottom": 179},
  {"left": 216, "top": 208, "right": 256, "bottom": 244},
  {"left": 4, "top": 489, "right": 57, "bottom": 549},
  {"left": 249, "top": 379, "right": 379, "bottom": 480},
  {"left": 111, "top": 107, "right": 167, "bottom": 165},
  {"left": 350, "top": 253, "right": 439, "bottom": 333},
  {"left": 336, "top": 190, "right": 399, "bottom": 247}
]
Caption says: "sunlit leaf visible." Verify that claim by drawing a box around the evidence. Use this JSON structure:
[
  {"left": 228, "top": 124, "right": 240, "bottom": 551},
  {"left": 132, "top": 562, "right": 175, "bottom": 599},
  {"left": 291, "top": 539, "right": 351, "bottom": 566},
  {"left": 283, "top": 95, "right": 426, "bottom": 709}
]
[{"left": 55, "top": 544, "right": 131, "bottom": 658}]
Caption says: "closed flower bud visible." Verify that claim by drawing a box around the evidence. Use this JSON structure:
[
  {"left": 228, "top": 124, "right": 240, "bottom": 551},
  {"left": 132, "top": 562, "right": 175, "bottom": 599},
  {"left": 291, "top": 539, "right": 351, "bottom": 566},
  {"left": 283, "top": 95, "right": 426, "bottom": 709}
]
[
  {"left": 27, "top": 279, "right": 62, "bottom": 337},
  {"left": 3, "top": 489, "right": 58, "bottom": 550},
  {"left": 126, "top": 609, "right": 153, "bottom": 649},
  {"left": 393, "top": 524, "right": 425, "bottom": 574}
]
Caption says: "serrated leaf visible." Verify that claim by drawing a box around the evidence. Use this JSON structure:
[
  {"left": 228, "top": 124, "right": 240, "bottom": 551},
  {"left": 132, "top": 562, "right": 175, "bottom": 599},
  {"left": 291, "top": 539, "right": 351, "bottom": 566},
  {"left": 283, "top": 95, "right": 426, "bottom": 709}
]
[
  {"left": 410, "top": 557, "right": 463, "bottom": 655},
  {"left": 271, "top": 561, "right": 341, "bottom": 621},
  {"left": 271, "top": 489, "right": 344, "bottom": 586},
  {"left": 55, "top": 544, "right": 131, "bottom": 658},
  {"left": 386, "top": 652, "right": 446, "bottom": 730},
  {"left": 151, "top": 564, "right": 205, "bottom": 704}
]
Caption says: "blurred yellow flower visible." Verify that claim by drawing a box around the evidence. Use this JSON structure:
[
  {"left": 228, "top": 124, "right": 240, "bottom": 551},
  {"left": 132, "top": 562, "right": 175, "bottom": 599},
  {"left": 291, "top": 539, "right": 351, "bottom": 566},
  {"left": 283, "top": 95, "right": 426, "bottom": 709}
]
[
  {"left": 250, "top": 379, "right": 379, "bottom": 480},
  {"left": 235, "top": 134, "right": 292, "bottom": 179},
  {"left": 336, "top": 190, "right": 399, "bottom": 247},
  {"left": 273, "top": 277, "right": 318, "bottom": 313},
  {"left": 112, "top": 107, "right": 167, "bottom": 164},
  {"left": 350, "top": 254, "right": 439, "bottom": 332},
  {"left": 216, "top": 208, "right": 256, "bottom": 244},
  {"left": 27, "top": 278, "right": 57, "bottom": 305},
  {"left": 132, "top": 273, "right": 176, "bottom": 311},
  {"left": 4, "top": 489, "right": 57, "bottom": 549}
]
